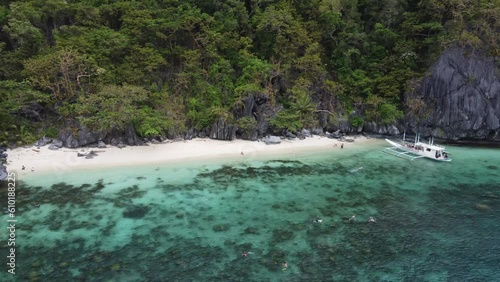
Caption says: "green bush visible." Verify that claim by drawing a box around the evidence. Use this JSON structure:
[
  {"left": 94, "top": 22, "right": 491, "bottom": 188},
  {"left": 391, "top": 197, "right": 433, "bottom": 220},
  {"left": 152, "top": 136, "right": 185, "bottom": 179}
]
[
  {"left": 44, "top": 126, "right": 60, "bottom": 138},
  {"left": 134, "top": 107, "right": 173, "bottom": 138},
  {"left": 350, "top": 116, "right": 364, "bottom": 128},
  {"left": 237, "top": 116, "right": 258, "bottom": 133},
  {"left": 269, "top": 110, "right": 302, "bottom": 132}
]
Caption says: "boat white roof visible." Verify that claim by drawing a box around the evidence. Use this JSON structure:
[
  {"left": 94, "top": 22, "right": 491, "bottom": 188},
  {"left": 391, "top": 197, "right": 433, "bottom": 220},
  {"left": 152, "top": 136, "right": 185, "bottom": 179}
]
[{"left": 415, "top": 142, "right": 445, "bottom": 151}]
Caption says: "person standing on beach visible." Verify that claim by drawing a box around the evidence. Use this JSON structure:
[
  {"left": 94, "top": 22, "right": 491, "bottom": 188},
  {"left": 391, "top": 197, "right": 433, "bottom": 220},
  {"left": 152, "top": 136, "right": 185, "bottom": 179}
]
[{"left": 341, "top": 143, "right": 344, "bottom": 149}]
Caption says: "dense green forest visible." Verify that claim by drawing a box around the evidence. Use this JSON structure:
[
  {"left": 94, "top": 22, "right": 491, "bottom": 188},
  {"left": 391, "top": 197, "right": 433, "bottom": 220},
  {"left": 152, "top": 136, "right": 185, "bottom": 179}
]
[{"left": 0, "top": 0, "right": 498, "bottom": 146}]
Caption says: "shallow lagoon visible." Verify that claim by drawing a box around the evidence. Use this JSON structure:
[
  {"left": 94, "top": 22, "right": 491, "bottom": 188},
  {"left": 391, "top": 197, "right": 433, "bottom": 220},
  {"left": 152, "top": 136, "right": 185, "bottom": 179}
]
[{"left": 1, "top": 139, "right": 499, "bottom": 281}]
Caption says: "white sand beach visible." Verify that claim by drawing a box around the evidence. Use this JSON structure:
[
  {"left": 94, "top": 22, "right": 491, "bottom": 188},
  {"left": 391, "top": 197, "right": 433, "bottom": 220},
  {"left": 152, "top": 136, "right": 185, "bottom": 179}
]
[{"left": 6, "top": 136, "right": 373, "bottom": 176}]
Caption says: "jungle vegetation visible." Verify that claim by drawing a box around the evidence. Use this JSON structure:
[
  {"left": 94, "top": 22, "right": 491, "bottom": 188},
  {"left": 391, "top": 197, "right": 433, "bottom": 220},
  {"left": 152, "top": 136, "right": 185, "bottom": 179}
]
[{"left": 0, "top": 0, "right": 498, "bottom": 145}]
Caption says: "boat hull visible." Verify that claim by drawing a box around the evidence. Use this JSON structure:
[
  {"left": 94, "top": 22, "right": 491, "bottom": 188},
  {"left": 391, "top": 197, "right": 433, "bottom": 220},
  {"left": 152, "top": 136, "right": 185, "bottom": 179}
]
[{"left": 384, "top": 139, "right": 451, "bottom": 162}]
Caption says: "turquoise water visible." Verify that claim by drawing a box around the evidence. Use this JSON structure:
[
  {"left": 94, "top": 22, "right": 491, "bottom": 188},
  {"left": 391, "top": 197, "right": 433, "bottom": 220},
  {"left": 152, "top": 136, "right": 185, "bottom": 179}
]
[{"left": 1, "top": 139, "right": 499, "bottom": 281}]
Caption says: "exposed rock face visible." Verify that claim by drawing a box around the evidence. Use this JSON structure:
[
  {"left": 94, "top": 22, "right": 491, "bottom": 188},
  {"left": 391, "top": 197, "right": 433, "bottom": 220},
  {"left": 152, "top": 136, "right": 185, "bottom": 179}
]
[
  {"left": 363, "top": 122, "right": 401, "bottom": 136},
  {"left": 237, "top": 93, "right": 279, "bottom": 141},
  {"left": 59, "top": 120, "right": 143, "bottom": 148},
  {"left": 59, "top": 121, "right": 106, "bottom": 148},
  {"left": 410, "top": 48, "right": 500, "bottom": 141},
  {"left": 106, "top": 125, "right": 143, "bottom": 146},
  {"left": 97, "top": 140, "right": 107, "bottom": 148},
  {"left": 185, "top": 128, "right": 197, "bottom": 140},
  {"left": 209, "top": 118, "right": 237, "bottom": 140},
  {"left": 0, "top": 146, "right": 7, "bottom": 180},
  {"left": 264, "top": 135, "right": 281, "bottom": 144},
  {"left": 34, "top": 136, "right": 53, "bottom": 147},
  {"left": 0, "top": 166, "right": 7, "bottom": 181},
  {"left": 301, "top": 129, "right": 312, "bottom": 137}
]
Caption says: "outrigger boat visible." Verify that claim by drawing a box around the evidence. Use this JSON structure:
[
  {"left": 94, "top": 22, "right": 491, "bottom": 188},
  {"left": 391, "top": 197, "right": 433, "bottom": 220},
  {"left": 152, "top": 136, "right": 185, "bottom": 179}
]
[{"left": 383, "top": 133, "right": 451, "bottom": 162}]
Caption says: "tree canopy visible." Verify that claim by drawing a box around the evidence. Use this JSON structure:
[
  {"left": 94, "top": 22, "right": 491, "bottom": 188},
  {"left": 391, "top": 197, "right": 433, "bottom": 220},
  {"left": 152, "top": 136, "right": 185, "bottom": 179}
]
[{"left": 0, "top": 0, "right": 498, "bottom": 145}]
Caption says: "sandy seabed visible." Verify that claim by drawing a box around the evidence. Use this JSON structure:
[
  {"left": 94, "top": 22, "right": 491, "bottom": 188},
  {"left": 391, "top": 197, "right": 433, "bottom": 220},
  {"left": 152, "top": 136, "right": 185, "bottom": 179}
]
[{"left": 6, "top": 136, "right": 373, "bottom": 176}]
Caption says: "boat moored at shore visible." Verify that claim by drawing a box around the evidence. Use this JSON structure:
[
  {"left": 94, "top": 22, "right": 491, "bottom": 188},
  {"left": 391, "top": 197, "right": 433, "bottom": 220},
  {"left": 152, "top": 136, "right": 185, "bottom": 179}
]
[{"left": 383, "top": 134, "right": 451, "bottom": 162}]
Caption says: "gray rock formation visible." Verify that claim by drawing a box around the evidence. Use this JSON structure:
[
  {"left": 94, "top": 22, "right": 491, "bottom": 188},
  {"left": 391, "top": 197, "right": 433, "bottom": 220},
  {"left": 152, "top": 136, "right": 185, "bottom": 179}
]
[
  {"left": 409, "top": 48, "right": 500, "bottom": 141},
  {"left": 106, "top": 125, "right": 143, "bottom": 146},
  {"left": 48, "top": 139, "right": 63, "bottom": 150},
  {"left": 34, "top": 136, "right": 53, "bottom": 147},
  {"left": 285, "top": 131, "right": 296, "bottom": 139},
  {"left": 309, "top": 128, "right": 322, "bottom": 136},
  {"left": 59, "top": 121, "right": 143, "bottom": 148},
  {"left": 264, "top": 135, "right": 281, "bottom": 145},
  {"left": 363, "top": 122, "right": 401, "bottom": 136},
  {"left": 327, "top": 130, "right": 341, "bottom": 139},
  {"left": 185, "top": 128, "right": 197, "bottom": 140},
  {"left": 48, "top": 144, "right": 60, "bottom": 150},
  {"left": 301, "top": 129, "right": 312, "bottom": 137},
  {"left": 97, "top": 140, "right": 107, "bottom": 148},
  {"left": 0, "top": 166, "right": 7, "bottom": 181},
  {"left": 237, "top": 93, "right": 280, "bottom": 140},
  {"left": 52, "top": 139, "right": 63, "bottom": 148},
  {"left": 59, "top": 121, "right": 106, "bottom": 148},
  {"left": 210, "top": 118, "right": 237, "bottom": 140},
  {"left": 0, "top": 146, "right": 7, "bottom": 180}
]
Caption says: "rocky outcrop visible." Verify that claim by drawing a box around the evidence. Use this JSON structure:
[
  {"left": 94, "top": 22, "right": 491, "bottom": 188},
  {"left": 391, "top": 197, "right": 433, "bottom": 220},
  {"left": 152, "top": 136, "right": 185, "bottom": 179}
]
[
  {"left": 59, "top": 121, "right": 106, "bottom": 148},
  {"left": 48, "top": 139, "right": 63, "bottom": 150},
  {"left": 363, "top": 122, "right": 401, "bottom": 136},
  {"left": 97, "top": 140, "right": 107, "bottom": 148},
  {"left": 59, "top": 120, "right": 143, "bottom": 148},
  {"left": 106, "top": 125, "right": 143, "bottom": 146},
  {"left": 408, "top": 47, "right": 500, "bottom": 141},
  {"left": 34, "top": 136, "right": 53, "bottom": 147},
  {"left": 301, "top": 129, "right": 312, "bottom": 137},
  {"left": 0, "top": 146, "right": 7, "bottom": 180},
  {"left": 209, "top": 118, "right": 237, "bottom": 140},
  {"left": 185, "top": 128, "right": 197, "bottom": 140},
  {"left": 264, "top": 135, "right": 281, "bottom": 144},
  {"left": 0, "top": 166, "right": 7, "bottom": 181},
  {"left": 237, "top": 93, "right": 280, "bottom": 140}
]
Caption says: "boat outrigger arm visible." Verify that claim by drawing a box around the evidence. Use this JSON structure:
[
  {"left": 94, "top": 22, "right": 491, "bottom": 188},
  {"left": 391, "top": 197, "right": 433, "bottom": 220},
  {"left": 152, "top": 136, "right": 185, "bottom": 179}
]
[
  {"left": 382, "top": 134, "right": 452, "bottom": 162},
  {"left": 383, "top": 139, "right": 426, "bottom": 161}
]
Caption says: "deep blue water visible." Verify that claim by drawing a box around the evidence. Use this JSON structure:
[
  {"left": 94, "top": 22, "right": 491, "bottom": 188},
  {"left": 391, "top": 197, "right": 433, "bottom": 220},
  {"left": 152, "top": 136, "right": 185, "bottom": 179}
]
[{"left": 1, "top": 139, "right": 499, "bottom": 281}]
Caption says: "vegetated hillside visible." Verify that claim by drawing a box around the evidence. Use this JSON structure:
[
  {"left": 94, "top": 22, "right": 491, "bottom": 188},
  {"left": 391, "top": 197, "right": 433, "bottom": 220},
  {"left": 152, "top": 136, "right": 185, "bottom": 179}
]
[{"left": 0, "top": 0, "right": 498, "bottom": 146}]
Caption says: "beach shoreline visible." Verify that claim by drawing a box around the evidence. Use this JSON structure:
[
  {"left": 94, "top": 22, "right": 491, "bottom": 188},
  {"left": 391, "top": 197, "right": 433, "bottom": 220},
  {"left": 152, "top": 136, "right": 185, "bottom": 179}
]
[{"left": 6, "top": 135, "right": 375, "bottom": 177}]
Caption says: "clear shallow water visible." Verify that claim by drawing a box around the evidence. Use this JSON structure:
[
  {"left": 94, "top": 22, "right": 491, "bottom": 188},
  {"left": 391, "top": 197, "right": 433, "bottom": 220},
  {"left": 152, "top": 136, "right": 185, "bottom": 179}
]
[{"left": 1, "top": 139, "right": 499, "bottom": 281}]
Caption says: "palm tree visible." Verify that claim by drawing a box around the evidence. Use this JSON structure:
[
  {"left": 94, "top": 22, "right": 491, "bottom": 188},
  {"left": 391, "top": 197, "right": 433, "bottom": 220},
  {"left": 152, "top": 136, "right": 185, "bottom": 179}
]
[{"left": 291, "top": 93, "right": 316, "bottom": 125}]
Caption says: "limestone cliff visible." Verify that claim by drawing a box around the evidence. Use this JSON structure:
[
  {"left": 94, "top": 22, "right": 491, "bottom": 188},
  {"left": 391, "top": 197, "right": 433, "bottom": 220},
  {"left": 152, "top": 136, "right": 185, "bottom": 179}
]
[{"left": 407, "top": 48, "right": 500, "bottom": 141}]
